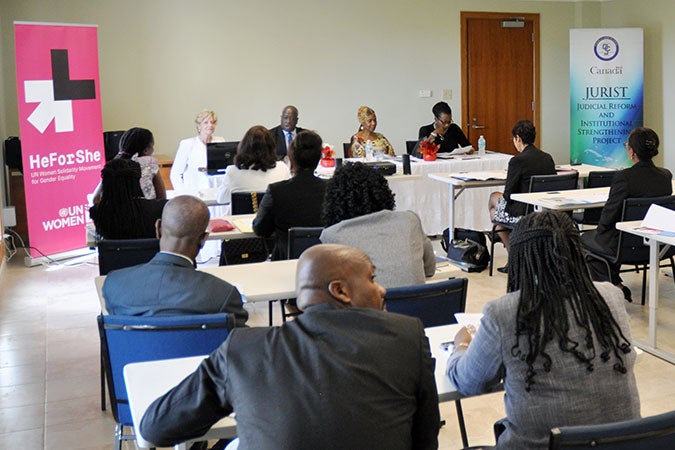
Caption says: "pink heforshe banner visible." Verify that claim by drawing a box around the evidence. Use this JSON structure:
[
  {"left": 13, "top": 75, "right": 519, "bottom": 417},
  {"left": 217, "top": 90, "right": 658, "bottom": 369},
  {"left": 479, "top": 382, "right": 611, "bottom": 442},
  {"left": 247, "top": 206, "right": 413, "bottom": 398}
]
[{"left": 14, "top": 23, "right": 104, "bottom": 258}]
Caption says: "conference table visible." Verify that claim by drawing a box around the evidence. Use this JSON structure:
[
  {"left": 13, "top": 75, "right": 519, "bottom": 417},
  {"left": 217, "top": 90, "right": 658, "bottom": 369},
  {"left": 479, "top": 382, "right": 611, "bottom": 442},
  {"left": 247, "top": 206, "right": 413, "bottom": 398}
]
[
  {"left": 123, "top": 323, "right": 483, "bottom": 449},
  {"left": 616, "top": 221, "right": 675, "bottom": 364}
]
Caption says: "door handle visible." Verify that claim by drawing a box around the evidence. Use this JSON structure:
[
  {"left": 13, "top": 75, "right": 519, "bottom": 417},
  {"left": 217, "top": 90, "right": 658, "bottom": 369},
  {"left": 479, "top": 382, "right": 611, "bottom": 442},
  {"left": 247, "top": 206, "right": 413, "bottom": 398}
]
[{"left": 472, "top": 125, "right": 486, "bottom": 129}]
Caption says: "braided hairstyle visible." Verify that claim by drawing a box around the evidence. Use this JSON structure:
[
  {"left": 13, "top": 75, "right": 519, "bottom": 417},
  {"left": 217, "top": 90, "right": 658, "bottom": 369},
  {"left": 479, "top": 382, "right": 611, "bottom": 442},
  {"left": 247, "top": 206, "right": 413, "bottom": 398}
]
[
  {"left": 321, "top": 162, "right": 395, "bottom": 226},
  {"left": 507, "top": 211, "right": 632, "bottom": 392},
  {"left": 116, "top": 127, "right": 154, "bottom": 159},
  {"left": 91, "top": 158, "right": 145, "bottom": 239}
]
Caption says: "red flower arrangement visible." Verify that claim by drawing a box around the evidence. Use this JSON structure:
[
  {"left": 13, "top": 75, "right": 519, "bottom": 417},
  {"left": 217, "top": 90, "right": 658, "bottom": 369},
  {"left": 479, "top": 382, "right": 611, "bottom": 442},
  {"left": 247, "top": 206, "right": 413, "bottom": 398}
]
[
  {"left": 320, "top": 144, "right": 336, "bottom": 167},
  {"left": 419, "top": 139, "right": 440, "bottom": 161}
]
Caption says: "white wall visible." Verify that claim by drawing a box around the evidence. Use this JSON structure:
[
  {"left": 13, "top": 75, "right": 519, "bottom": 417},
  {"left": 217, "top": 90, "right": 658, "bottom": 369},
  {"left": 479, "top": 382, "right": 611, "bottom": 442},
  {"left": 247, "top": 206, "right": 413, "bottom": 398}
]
[{"left": 0, "top": 0, "right": 672, "bottom": 176}]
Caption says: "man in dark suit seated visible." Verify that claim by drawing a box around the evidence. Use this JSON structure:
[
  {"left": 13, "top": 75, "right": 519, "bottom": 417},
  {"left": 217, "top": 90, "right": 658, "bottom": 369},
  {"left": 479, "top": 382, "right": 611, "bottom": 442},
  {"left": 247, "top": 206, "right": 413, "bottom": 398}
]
[
  {"left": 102, "top": 195, "right": 248, "bottom": 326},
  {"left": 252, "top": 130, "right": 326, "bottom": 260},
  {"left": 268, "top": 105, "right": 305, "bottom": 161},
  {"left": 140, "top": 244, "right": 440, "bottom": 450}
]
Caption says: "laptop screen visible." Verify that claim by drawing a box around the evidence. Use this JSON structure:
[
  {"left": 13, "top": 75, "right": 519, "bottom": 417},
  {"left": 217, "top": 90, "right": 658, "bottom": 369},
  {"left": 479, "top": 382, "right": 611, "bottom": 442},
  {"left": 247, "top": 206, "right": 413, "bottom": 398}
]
[{"left": 206, "top": 142, "right": 238, "bottom": 175}]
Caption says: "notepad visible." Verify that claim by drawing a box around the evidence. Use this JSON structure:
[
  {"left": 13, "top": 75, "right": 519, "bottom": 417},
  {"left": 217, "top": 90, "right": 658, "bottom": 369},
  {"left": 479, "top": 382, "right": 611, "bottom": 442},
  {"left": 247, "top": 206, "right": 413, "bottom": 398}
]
[{"left": 232, "top": 218, "right": 253, "bottom": 233}]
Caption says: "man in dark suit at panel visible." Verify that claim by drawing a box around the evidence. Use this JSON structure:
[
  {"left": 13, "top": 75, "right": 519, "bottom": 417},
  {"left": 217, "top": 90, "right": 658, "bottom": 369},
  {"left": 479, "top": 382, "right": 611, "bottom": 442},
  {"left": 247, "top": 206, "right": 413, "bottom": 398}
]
[
  {"left": 253, "top": 130, "right": 326, "bottom": 260},
  {"left": 268, "top": 105, "right": 305, "bottom": 160},
  {"left": 102, "top": 195, "right": 248, "bottom": 326},
  {"left": 140, "top": 244, "right": 440, "bottom": 450}
]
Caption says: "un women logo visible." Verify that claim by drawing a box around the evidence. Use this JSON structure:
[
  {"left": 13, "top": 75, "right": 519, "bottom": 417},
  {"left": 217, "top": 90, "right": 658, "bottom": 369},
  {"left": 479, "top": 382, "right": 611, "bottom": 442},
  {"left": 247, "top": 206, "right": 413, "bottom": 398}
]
[{"left": 594, "top": 36, "right": 619, "bottom": 61}]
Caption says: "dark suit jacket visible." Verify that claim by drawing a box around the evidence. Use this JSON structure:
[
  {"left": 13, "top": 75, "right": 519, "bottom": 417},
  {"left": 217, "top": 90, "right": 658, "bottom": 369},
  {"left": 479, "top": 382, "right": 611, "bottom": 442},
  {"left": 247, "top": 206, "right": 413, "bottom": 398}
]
[
  {"left": 140, "top": 303, "right": 440, "bottom": 449},
  {"left": 582, "top": 160, "right": 672, "bottom": 255},
  {"left": 252, "top": 171, "right": 326, "bottom": 260},
  {"left": 102, "top": 252, "right": 248, "bottom": 326},
  {"left": 503, "top": 144, "right": 557, "bottom": 217},
  {"left": 417, "top": 123, "right": 471, "bottom": 154},
  {"left": 269, "top": 125, "right": 306, "bottom": 160}
]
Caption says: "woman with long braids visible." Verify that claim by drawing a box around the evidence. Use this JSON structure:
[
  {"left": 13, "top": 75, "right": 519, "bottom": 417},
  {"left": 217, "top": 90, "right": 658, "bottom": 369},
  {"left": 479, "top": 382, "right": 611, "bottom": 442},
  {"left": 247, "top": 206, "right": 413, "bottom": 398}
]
[
  {"left": 89, "top": 158, "right": 167, "bottom": 240},
  {"left": 446, "top": 211, "right": 639, "bottom": 449}
]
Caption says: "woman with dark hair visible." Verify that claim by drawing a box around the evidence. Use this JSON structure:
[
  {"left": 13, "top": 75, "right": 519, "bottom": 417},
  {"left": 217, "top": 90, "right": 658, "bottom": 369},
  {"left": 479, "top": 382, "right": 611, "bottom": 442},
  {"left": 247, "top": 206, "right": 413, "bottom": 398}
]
[
  {"left": 320, "top": 162, "right": 435, "bottom": 288},
  {"left": 89, "top": 158, "right": 168, "bottom": 240},
  {"left": 447, "top": 211, "right": 639, "bottom": 449},
  {"left": 216, "top": 125, "right": 290, "bottom": 205},
  {"left": 582, "top": 127, "right": 672, "bottom": 301},
  {"left": 488, "top": 120, "right": 556, "bottom": 269},
  {"left": 416, "top": 101, "right": 472, "bottom": 155},
  {"left": 253, "top": 130, "right": 326, "bottom": 260}
]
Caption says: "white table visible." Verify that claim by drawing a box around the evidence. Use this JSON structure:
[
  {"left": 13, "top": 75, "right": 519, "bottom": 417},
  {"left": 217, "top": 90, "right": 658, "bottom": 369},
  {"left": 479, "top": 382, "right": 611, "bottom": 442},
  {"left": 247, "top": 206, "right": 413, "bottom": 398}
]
[
  {"left": 510, "top": 186, "right": 611, "bottom": 212},
  {"left": 616, "top": 221, "right": 675, "bottom": 364},
  {"left": 122, "top": 323, "right": 474, "bottom": 449}
]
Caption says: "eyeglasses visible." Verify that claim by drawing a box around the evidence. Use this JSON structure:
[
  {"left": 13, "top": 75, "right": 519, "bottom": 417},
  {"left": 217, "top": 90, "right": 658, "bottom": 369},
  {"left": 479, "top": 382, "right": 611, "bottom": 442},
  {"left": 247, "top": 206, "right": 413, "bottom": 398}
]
[
  {"left": 435, "top": 116, "right": 453, "bottom": 126},
  {"left": 282, "top": 115, "right": 298, "bottom": 120}
]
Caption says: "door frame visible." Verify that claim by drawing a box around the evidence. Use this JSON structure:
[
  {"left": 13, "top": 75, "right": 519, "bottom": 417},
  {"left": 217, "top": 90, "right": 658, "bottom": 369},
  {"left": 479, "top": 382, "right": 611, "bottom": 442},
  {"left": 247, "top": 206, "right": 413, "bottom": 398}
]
[{"left": 460, "top": 11, "right": 541, "bottom": 148}]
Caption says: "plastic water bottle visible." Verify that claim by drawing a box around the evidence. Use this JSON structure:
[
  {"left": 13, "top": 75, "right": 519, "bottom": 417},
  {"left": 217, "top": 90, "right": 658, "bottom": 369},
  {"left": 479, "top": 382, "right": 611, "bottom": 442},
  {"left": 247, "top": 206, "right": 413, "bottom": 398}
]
[
  {"left": 364, "top": 140, "right": 374, "bottom": 161},
  {"left": 478, "top": 135, "right": 486, "bottom": 156}
]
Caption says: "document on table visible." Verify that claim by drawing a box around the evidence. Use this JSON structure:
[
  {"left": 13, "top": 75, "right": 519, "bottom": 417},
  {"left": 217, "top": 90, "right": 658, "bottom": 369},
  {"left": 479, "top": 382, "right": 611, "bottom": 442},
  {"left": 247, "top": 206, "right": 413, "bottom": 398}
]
[
  {"left": 451, "top": 171, "right": 507, "bottom": 181},
  {"left": 232, "top": 217, "right": 253, "bottom": 233},
  {"left": 639, "top": 204, "right": 675, "bottom": 236},
  {"left": 537, "top": 192, "right": 608, "bottom": 208},
  {"left": 448, "top": 145, "right": 475, "bottom": 155}
]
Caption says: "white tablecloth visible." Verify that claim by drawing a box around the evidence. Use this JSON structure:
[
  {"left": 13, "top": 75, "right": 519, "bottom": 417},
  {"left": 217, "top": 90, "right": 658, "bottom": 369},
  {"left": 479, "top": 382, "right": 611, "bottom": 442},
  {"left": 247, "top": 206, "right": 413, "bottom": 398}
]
[{"left": 388, "top": 153, "right": 512, "bottom": 235}]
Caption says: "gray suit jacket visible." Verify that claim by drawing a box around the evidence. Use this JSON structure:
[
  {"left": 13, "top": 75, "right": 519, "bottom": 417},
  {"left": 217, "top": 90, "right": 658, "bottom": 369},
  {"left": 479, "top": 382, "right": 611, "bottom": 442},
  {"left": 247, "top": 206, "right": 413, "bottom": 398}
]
[
  {"left": 447, "top": 282, "right": 640, "bottom": 449},
  {"left": 102, "top": 252, "right": 248, "bottom": 326},
  {"left": 141, "top": 303, "right": 440, "bottom": 449}
]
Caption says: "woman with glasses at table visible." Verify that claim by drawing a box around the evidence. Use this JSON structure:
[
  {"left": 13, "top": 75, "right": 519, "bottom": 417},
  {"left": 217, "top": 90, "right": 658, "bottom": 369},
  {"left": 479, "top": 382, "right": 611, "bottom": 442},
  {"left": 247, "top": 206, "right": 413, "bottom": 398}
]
[
  {"left": 447, "top": 210, "right": 639, "bottom": 449},
  {"left": 416, "top": 101, "right": 473, "bottom": 156},
  {"left": 581, "top": 127, "right": 672, "bottom": 302}
]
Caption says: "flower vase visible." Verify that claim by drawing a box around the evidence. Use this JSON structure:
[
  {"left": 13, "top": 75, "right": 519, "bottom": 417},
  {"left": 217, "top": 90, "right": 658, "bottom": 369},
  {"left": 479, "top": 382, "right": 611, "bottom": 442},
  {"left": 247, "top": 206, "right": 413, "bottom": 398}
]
[
  {"left": 423, "top": 153, "right": 437, "bottom": 161},
  {"left": 320, "top": 158, "right": 335, "bottom": 168}
]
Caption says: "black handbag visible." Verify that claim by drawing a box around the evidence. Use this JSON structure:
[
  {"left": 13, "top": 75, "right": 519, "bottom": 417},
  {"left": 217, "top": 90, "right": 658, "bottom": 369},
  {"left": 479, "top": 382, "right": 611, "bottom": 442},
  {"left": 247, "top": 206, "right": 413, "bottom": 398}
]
[
  {"left": 441, "top": 228, "right": 490, "bottom": 273},
  {"left": 219, "top": 237, "right": 269, "bottom": 265}
]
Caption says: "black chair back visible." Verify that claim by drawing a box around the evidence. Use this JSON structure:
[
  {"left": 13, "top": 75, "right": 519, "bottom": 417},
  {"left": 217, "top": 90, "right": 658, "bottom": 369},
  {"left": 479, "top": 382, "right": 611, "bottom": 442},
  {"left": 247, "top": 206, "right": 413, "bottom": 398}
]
[
  {"left": 342, "top": 142, "right": 351, "bottom": 159},
  {"left": 98, "top": 238, "right": 160, "bottom": 275},
  {"left": 549, "top": 409, "right": 675, "bottom": 449},
  {"left": 384, "top": 278, "right": 468, "bottom": 328},
  {"left": 406, "top": 140, "right": 418, "bottom": 155},
  {"left": 580, "top": 171, "right": 617, "bottom": 225},
  {"left": 231, "top": 191, "right": 266, "bottom": 214},
  {"left": 527, "top": 172, "right": 579, "bottom": 214},
  {"left": 616, "top": 195, "right": 675, "bottom": 264},
  {"left": 287, "top": 227, "right": 323, "bottom": 259}
]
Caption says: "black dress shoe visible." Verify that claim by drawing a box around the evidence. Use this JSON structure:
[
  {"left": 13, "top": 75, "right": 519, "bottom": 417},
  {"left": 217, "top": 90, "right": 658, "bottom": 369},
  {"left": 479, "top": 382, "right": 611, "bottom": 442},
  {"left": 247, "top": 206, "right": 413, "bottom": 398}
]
[
  {"left": 497, "top": 265, "right": 508, "bottom": 274},
  {"left": 621, "top": 285, "right": 633, "bottom": 303}
]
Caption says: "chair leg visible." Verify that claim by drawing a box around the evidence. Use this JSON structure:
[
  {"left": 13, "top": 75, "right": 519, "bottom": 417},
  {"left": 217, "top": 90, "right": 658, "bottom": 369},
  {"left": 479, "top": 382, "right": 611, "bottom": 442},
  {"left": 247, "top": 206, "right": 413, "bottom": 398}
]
[
  {"left": 280, "top": 300, "right": 288, "bottom": 323},
  {"left": 114, "top": 423, "right": 123, "bottom": 450},
  {"left": 489, "top": 232, "right": 496, "bottom": 277},
  {"left": 100, "top": 351, "right": 106, "bottom": 411},
  {"left": 641, "top": 264, "right": 647, "bottom": 306},
  {"left": 268, "top": 301, "right": 274, "bottom": 326},
  {"left": 455, "top": 399, "right": 469, "bottom": 448}
]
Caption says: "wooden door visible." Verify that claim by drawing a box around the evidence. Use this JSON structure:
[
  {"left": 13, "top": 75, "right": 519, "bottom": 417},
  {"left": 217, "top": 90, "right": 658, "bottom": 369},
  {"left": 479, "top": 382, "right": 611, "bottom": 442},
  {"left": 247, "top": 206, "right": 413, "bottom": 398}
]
[{"left": 461, "top": 12, "right": 540, "bottom": 155}]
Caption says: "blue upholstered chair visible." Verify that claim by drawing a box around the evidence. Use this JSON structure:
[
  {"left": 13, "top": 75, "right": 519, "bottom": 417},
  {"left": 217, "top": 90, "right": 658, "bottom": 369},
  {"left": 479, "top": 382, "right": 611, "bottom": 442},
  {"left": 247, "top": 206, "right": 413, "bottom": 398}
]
[
  {"left": 549, "top": 409, "right": 675, "bottom": 449},
  {"left": 97, "top": 313, "right": 235, "bottom": 450}
]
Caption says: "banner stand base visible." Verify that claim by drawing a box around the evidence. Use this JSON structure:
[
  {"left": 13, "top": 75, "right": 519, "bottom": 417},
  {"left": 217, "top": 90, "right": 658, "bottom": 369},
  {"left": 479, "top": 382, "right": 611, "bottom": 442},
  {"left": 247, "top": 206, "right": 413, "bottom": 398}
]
[{"left": 24, "top": 246, "right": 96, "bottom": 268}]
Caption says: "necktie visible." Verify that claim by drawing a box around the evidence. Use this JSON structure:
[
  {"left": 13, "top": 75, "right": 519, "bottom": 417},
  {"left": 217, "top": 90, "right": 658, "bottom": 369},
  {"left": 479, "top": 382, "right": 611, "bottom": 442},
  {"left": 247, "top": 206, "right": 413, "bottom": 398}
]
[{"left": 286, "top": 131, "right": 293, "bottom": 148}]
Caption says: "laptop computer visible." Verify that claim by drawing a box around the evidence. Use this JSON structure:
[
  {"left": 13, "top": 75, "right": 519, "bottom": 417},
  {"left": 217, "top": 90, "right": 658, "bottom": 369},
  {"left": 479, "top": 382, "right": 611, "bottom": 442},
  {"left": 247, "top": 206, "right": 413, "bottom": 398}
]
[{"left": 206, "top": 142, "right": 238, "bottom": 175}]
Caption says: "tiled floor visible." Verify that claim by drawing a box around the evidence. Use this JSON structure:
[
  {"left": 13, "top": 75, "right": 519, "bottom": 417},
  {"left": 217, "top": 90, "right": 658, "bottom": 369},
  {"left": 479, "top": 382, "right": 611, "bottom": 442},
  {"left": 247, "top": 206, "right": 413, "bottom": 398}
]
[{"left": 1, "top": 242, "right": 674, "bottom": 449}]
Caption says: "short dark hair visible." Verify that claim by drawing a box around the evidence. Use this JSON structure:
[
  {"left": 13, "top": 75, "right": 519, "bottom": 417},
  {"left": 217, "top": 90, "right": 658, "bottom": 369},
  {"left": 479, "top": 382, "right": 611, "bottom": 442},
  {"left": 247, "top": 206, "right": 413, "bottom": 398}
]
[
  {"left": 512, "top": 120, "right": 536, "bottom": 145},
  {"left": 234, "top": 125, "right": 278, "bottom": 171},
  {"left": 628, "top": 127, "right": 659, "bottom": 160},
  {"left": 322, "top": 162, "right": 395, "bottom": 226},
  {"left": 432, "top": 101, "right": 452, "bottom": 118},
  {"left": 117, "top": 127, "right": 154, "bottom": 158},
  {"left": 289, "top": 130, "right": 322, "bottom": 171}
]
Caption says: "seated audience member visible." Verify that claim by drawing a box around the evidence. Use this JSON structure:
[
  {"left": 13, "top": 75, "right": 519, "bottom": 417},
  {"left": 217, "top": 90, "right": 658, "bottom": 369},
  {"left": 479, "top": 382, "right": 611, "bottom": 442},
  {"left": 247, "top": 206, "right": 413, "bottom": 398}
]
[
  {"left": 319, "top": 162, "right": 435, "bottom": 288},
  {"left": 216, "top": 125, "right": 291, "bottom": 205},
  {"left": 582, "top": 126, "right": 672, "bottom": 301},
  {"left": 140, "top": 244, "right": 440, "bottom": 449},
  {"left": 416, "top": 101, "right": 472, "bottom": 156},
  {"left": 252, "top": 130, "right": 326, "bottom": 260},
  {"left": 170, "top": 109, "right": 225, "bottom": 190},
  {"left": 90, "top": 158, "right": 168, "bottom": 240},
  {"left": 102, "top": 195, "right": 248, "bottom": 326},
  {"left": 348, "top": 106, "right": 395, "bottom": 158},
  {"left": 488, "top": 119, "right": 556, "bottom": 270},
  {"left": 447, "top": 211, "right": 639, "bottom": 449},
  {"left": 92, "top": 127, "right": 166, "bottom": 202},
  {"left": 268, "top": 105, "right": 305, "bottom": 161}
]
